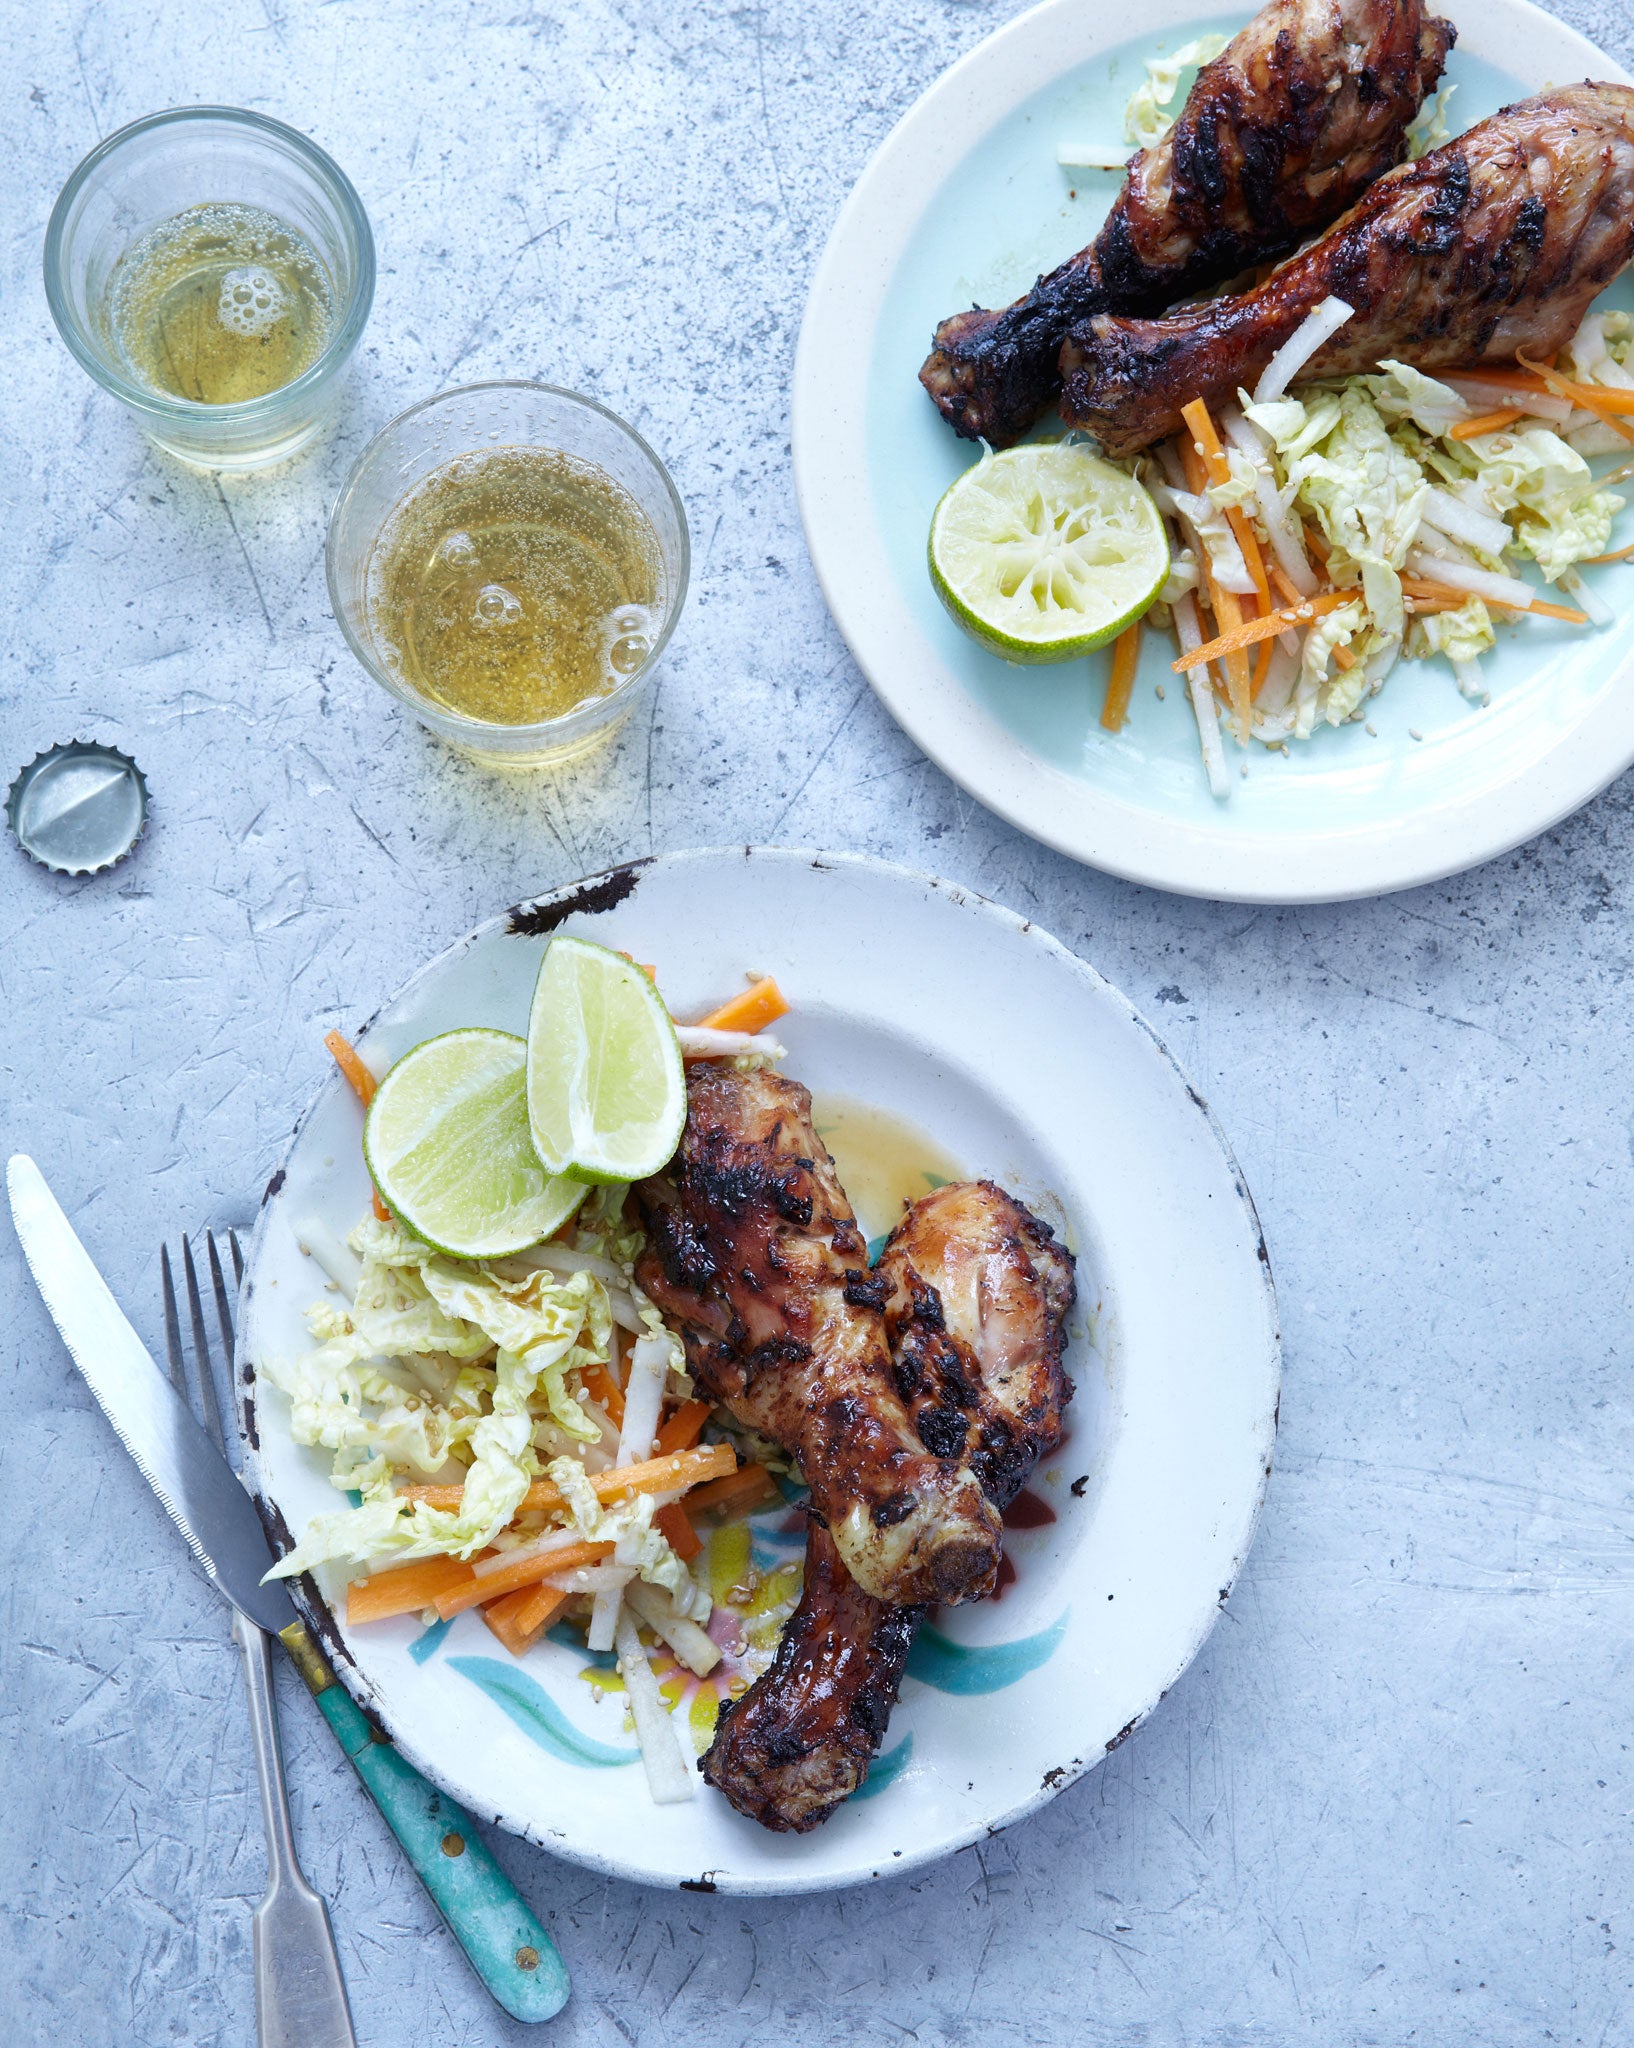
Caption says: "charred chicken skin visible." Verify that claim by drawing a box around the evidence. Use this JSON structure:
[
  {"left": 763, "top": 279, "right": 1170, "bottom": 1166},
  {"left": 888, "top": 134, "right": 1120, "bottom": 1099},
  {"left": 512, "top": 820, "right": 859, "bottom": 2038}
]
[
  {"left": 701, "top": 1182, "right": 1075, "bottom": 1833},
  {"left": 634, "top": 1067, "right": 1003, "bottom": 1609},
  {"left": 1060, "top": 83, "right": 1634, "bottom": 457},
  {"left": 698, "top": 1520, "right": 922, "bottom": 1835},
  {"left": 879, "top": 1180, "right": 1077, "bottom": 1513},
  {"left": 919, "top": 0, "right": 1454, "bottom": 446}
]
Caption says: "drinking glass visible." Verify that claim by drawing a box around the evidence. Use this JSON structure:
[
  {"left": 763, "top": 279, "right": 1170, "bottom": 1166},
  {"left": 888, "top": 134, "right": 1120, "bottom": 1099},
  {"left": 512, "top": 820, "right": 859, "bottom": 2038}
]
[
  {"left": 44, "top": 107, "right": 375, "bottom": 470},
  {"left": 326, "top": 383, "right": 690, "bottom": 767}
]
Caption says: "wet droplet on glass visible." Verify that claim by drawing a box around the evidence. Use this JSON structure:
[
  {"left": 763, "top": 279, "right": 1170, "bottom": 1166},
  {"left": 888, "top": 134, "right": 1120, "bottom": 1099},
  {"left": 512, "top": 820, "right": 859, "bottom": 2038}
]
[
  {"left": 441, "top": 530, "right": 478, "bottom": 567},
  {"left": 608, "top": 634, "right": 650, "bottom": 676}
]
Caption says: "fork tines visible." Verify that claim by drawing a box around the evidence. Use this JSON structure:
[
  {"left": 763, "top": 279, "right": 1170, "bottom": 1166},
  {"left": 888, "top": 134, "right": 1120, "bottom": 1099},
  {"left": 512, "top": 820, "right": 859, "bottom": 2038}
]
[{"left": 161, "top": 1230, "right": 246, "bottom": 1460}]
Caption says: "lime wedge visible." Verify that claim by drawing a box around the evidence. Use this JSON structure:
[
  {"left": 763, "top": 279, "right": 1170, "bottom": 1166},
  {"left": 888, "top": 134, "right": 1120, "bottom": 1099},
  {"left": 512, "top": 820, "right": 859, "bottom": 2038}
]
[
  {"left": 929, "top": 443, "right": 1168, "bottom": 663},
  {"left": 526, "top": 937, "right": 685, "bottom": 1185},
  {"left": 364, "top": 1028, "right": 586, "bottom": 1257}
]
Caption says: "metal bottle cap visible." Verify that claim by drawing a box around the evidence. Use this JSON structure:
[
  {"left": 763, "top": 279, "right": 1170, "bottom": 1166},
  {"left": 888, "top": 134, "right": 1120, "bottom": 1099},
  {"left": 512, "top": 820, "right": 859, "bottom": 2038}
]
[{"left": 6, "top": 741, "right": 150, "bottom": 876}]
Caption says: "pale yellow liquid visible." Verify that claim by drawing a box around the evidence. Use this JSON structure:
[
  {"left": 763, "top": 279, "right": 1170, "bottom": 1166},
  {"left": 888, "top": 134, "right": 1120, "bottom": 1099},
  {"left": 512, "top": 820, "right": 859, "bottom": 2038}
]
[
  {"left": 811, "top": 1095, "right": 965, "bottom": 1249},
  {"left": 371, "top": 447, "right": 664, "bottom": 726},
  {"left": 107, "top": 202, "right": 334, "bottom": 404}
]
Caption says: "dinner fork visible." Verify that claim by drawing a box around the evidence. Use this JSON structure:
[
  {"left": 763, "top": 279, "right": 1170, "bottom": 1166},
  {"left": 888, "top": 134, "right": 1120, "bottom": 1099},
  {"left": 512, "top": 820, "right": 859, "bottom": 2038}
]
[
  {"left": 162, "top": 1232, "right": 357, "bottom": 2048},
  {"left": 164, "top": 1232, "right": 572, "bottom": 2025}
]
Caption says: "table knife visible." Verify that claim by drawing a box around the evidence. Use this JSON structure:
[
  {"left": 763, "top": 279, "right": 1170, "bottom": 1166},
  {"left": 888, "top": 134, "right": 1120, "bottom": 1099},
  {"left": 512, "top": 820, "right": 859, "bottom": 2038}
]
[{"left": 7, "top": 1155, "right": 569, "bottom": 2026}]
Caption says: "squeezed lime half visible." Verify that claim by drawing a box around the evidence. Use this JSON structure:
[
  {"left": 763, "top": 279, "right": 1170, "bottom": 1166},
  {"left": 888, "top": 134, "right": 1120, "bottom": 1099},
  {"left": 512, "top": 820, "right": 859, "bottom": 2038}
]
[{"left": 929, "top": 442, "right": 1168, "bottom": 663}]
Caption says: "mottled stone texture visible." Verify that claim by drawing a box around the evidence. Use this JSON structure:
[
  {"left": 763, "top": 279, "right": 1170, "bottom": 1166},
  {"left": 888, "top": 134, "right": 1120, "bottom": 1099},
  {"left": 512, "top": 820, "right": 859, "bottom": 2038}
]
[{"left": 4, "top": 2, "right": 1634, "bottom": 2042}]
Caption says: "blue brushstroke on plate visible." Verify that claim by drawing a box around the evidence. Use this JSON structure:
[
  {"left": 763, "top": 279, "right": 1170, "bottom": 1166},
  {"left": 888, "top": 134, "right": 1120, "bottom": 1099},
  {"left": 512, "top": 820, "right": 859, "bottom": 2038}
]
[
  {"left": 449, "top": 1656, "right": 638, "bottom": 1767},
  {"left": 907, "top": 1611, "right": 1068, "bottom": 1695},
  {"left": 408, "top": 1617, "right": 454, "bottom": 1665},
  {"left": 751, "top": 1517, "right": 809, "bottom": 1570},
  {"left": 547, "top": 1622, "right": 616, "bottom": 1670},
  {"left": 854, "top": 1735, "right": 914, "bottom": 1800}
]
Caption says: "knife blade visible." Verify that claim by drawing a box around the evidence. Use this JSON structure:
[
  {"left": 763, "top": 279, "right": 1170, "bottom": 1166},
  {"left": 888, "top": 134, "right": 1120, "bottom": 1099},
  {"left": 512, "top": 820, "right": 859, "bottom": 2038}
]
[
  {"left": 7, "top": 1154, "right": 295, "bottom": 1636},
  {"left": 7, "top": 1152, "right": 571, "bottom": 2023}
]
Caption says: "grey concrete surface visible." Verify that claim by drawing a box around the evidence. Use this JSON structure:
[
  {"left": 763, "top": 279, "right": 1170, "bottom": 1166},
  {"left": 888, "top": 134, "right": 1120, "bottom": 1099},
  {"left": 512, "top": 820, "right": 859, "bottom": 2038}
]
[{"left": 4, "top": 1, "right": 1634, "bottom": 2042}]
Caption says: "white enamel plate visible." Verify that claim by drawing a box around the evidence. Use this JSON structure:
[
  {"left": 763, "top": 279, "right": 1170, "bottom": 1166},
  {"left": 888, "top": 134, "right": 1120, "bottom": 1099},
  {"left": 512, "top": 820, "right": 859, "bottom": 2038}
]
[
  {"left": 793, "top": 1, "right": 1634, "bottom": 902},
  {"left": 242, "top": 849, "right": 1279, "bottom": 1894}
]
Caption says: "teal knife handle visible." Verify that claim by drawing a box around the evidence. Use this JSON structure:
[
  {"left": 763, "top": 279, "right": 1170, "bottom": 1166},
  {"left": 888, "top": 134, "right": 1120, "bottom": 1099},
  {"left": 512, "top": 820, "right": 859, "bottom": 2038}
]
[{"left": 312, "top": 1681, "right": 569, "bottom": 2023}]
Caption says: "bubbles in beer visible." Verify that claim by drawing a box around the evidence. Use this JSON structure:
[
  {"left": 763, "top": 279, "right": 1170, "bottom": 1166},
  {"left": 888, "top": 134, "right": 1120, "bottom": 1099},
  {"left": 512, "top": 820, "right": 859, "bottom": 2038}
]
[
  {"left": 106, "top": 202, "right": 335, "bottom": 404},
  {"left": 370, "top": 446, "right": 666, "bottom": 725}
]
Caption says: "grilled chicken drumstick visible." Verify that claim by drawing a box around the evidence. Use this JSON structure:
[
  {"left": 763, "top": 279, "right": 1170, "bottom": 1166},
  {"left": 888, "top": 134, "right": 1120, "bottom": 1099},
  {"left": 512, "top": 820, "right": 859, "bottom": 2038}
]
[
  {"left": 1061, "top": 83, "right": 1634, "bottom": 458},
  {"left": 700, "top": 1519, "right": 922, "bottom": 1834},
  {"left": 701, "top": 1181, "right": 1076, "bottom": 1833},
  {"left": 635, "top": 1068, "right": 1004, "bottom": 1608},
  {"left": 880, "top": 1181, "right": 1076, "bottom": 1513},
  {"left": 919, "top": 0, "right": 1454, "bottom": 446}
]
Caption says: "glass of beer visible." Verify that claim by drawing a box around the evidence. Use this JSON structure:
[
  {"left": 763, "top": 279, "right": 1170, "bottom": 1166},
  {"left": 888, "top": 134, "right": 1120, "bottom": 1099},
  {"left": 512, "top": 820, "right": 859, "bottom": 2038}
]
[
  {"left": 326, "top": 383, "right": 691, "bottom": 767},
  {"left": 45, "top": 107, "right": 374, "bottom": 469}
]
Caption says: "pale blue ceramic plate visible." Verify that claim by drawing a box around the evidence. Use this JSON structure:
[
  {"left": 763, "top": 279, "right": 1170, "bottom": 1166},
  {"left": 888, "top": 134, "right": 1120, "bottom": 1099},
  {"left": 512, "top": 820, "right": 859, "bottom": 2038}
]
[{"left": 796, "top": 0, "right": 1634, "bottom": 900}]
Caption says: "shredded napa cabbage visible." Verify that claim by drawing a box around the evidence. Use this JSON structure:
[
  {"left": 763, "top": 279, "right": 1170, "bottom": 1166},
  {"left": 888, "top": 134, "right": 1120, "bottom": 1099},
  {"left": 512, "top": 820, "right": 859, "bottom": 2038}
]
[
  {"left": 1368, "top": 361, "right": 1470, "bottom": 442},
  {"left": 1406, "top": 84, "right": 1456, "bottom": 160},
  {"left": 1278, "top": 387, "right": 1426, "bottom": 579},
  {"left": 1440, "top": 428, "right": 1620, "bottom": 582},
  {"left": 546, "top": 1458, "right": 709, "bottom": 1618},
  {"left": 1297, "top": 602, "right": 1369, "bottom": 733},
  {"left": 573, "top": 1181, "right": 647, "bottom": 1271},
  {"left": 1407, "top": 593, "right": 1496, "bottom": 670},
  {"left": 263, "top": 1217, "right": 621, "bottom": 1576},
  {"left": 1122, "top": 33, "right": 1229, "bottom": 150},
  {"left": 1159, "top": 549, "right": 1201, "bottom": 604},
  {"left": 1563, "top": 311, "right": 1634, "bottom": 386},
  {"left": 1216, "top": 330, "right": 1625, "bottom": 734}
]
